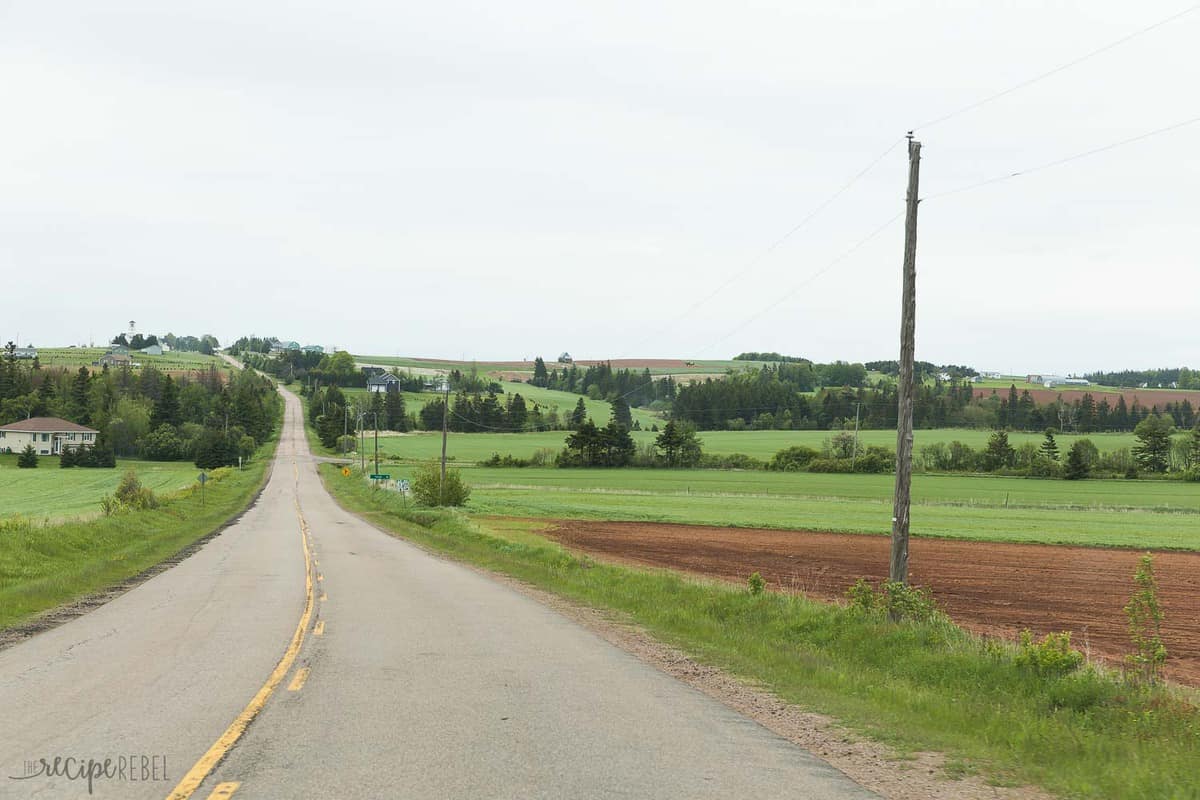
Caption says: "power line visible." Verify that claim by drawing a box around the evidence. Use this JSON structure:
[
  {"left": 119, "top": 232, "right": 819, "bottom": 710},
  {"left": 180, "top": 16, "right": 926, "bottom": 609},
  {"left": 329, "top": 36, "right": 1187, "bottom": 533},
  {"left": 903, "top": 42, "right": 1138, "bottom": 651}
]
[
  {"left": 924, "top": 113, "right": 1200, "bottom": 202},
  {"left": 695, "top": 210, "right": 905, "bottom": 357},
  {"left": 913, "top": 3, "right": 1200, "bottom": 131},
  {"left": 619, "top": 136, "right": 906, "bottom": 356}
]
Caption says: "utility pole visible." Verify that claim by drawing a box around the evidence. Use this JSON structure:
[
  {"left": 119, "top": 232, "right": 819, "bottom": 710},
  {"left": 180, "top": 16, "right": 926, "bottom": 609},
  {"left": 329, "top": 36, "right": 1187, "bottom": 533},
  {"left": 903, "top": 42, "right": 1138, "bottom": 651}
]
[
  {"left": 374, "top": 414, "right": 379, "bottom": 479},
  {"left": 890, "top": 134, "right": 921, "bottom": 589},
  {"left": 439, "top": 380, "right": 450, "bottom": 504}
]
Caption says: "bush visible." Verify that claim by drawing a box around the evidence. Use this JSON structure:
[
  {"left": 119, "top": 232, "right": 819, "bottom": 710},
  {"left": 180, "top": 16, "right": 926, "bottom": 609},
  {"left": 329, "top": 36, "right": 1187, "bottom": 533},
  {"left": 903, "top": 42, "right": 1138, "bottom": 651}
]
[
  {"left": 1125, "top": 553, "right": 1166, "bottom": 684},
  {"left": 411, "top": 462, "right": 471, "bottom": 507},
  {"left": 114, "top": 468, "right": 159, "bottom": 510},
  {"left": 845, "top": 578, "right": 879, "bottom": 613},
  {"left": 140, "top": 425, "right": 186, "bottom": 461},
  {"left": 1015, "top": 630, "right": 1084, "bottom": 676},
  {"left": 843, "top": 579, "right": 938, "bottom": 623},
  {"left": 768, "top": 446, "right": 819, "bottom": 471},
  {"left": 16, "top": 444, "right": 38, "bottom": 468},
  {"left": 747, "top": 572, "right": 765, "bottom": 596},
  {"left": 336, "top": 434, "right": 357, "bottom": 454},
  {"left": 697, "top": 453, "right": 764, "bottom": 470},
  {"left": 481, "top": 452, "right": 531, "bottom": 468},
  {"left": 59, "top": 447, "right": 77, "bottom": 468}
]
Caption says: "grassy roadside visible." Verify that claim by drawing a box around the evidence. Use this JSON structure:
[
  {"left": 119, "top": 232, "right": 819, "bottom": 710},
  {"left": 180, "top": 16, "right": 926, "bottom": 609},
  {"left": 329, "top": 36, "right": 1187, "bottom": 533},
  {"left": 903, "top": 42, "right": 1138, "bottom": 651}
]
[
  {"left": 321, "top": 464, "right": 1200, "bottom": 799},
  {"left": 0, "top": 436, "right": 277, "bottom": 632}
]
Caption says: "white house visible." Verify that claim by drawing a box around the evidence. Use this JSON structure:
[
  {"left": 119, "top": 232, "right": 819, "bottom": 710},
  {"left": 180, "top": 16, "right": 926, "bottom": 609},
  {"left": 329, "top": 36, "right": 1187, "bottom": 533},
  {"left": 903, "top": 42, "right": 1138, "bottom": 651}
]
[
  {"left": 139, "top": 343, "right": 164, "bottom": 356},
  {"left": 0, "top": 417, "right": 99, "bottom": 455},
  {"left": 13, "top": 346, "right": 37, "bottom": 360}
]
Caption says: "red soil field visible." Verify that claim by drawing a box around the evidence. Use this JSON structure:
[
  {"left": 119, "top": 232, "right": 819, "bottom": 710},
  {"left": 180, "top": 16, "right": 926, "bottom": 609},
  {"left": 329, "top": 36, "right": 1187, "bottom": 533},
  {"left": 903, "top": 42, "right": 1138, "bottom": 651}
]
[
  {"left": 974, "top": 387, "right": 1200, "bottom": 408},
  {"left": 542, "top": 520, "right": 1200, "bottom": 685}
]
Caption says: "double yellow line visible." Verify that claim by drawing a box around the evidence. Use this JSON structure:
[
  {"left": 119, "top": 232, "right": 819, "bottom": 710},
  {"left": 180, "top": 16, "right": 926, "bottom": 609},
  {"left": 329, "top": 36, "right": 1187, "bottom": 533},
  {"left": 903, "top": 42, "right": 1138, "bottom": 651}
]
[{"left": 165, "top": 477, "right": 316, "bottom": 799}]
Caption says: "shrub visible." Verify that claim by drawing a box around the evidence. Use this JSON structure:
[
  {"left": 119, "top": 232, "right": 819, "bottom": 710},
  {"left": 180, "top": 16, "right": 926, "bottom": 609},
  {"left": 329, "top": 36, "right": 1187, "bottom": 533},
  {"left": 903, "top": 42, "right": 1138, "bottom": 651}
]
[
  {"left": 16, "top": 444, "right": 38, "bottom": 468},
  {"left": 698, "top": 453, "right": 764, "bottom": 470},
  {"left": 140, "top": 425, "right": 186, "bottom": 461},
  {"left": 411, "top": 462, "right": 471, "bottom": 507},
  {"left": 481, "top": 452, "right": 531, "bottom": 468},
  {"left": 59, "top": 447, "right": 77, "bottom": 468},
  {"left": 747, "top": 572, "right": 765, "bottom": 596},
  {"left": 1125, "top": 553, "right": 1166, "bottom": 683},
  {"left": 768, "top": 445, "right": 820, "bottom": 471},
  {"left": 845, "top": 578, "right": 879, "bottom": 613},
  {"left": 114, "top": 468, "right": 159, "bottom": 510},
  {"left": 843, "top": 579, "right": 938, "bottom": 623},
  {"left": 335, "top": 434, "right": 356, "bottom": 453},
  {"left": 1015, "top": 630, "right": 1084, "bottom": 676}
]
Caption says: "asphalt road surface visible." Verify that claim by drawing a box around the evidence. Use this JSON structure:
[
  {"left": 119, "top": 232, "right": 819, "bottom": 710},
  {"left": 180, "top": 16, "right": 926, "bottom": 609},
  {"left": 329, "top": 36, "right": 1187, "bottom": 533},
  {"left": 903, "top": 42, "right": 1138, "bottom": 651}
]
[{"left": 0, "top": 385, "right": 875, "bottom": 799}]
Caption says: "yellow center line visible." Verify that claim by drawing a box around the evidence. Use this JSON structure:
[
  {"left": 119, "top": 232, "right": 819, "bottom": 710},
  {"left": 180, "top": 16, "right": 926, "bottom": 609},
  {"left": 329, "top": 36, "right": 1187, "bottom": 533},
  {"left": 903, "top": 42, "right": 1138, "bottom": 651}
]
[
  {"left": 320, "top": 592, "right": 328, "bottom": 602},
  {"left": 164, "top": 499, "right": 315, "bottom": 800},
  {"left": 205, "top": 782, "right": 241, "bottom": 799},
  {"left": 287, "top": 667, "right": 311, "bottom": 692}
]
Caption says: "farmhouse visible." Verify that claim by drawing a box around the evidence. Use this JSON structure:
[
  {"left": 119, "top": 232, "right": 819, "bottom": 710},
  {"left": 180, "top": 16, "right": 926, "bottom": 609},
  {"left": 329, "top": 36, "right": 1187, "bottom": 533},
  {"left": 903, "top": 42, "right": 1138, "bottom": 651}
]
[
  {"left": 0, "top": 417, "right": 98, "bottom": 455},
  {"left": 96, "top": 353, "right": 132, "bottom": 368},
  {"left": 367, "top": 373, "right": 401, "bottom": 393},
  {"left": 139, "top": 343, "right": 163, "bottom": 356},
  {"left": 13, "top": 346, "right": 37, "bottom": 360}
]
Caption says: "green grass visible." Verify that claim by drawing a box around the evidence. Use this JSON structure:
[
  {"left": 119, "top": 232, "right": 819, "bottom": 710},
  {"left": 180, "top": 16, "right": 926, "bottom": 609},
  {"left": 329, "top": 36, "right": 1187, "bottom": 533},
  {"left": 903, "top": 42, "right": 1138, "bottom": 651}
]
[
  {"left": 33, "top": 347, "right": 226, "bottom": 372},
  {"left": 0, "top": 456, "right": 202, "bottom": 521},
  {"left": 0, "top": 440, "right": 276, "bottom": 632},
  {"left": 321, "top": 466, "right": 1200, "bottom": 800},
  {"left": 364, "top": 427, "right": 1145, "bottom": 465},
  {"left": 456, "top": 467, "right": 1200, "bottom": 550}
]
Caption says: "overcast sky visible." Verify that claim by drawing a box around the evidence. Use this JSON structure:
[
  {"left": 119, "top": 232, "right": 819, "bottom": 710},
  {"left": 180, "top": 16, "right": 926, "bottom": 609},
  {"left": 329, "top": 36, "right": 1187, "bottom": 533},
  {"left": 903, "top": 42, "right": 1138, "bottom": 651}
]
[{"left": 2, "top": 1, "right": 1196, "bottom": 373}]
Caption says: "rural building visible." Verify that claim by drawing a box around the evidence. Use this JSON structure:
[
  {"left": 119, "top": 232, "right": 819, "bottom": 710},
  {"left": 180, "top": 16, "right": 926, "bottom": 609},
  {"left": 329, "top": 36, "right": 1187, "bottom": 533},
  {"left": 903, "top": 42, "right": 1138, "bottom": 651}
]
[
  {"left": 13, "top": 346, "right": 37, "bottom": 360},
  {"left": 1028, "top": 374, "right": 1090, "bottom": 388},
  {"left": 0, "top": 417, "right": 98, "bottom": 455},
  {"left": 96, "top": 353, "right": 132, "bottom": 368},
  {"left": 424, "top": 377, "right": 449, "bottom": 393},
  {"left": 367, "top": 373, "right": 401, "bottom": 393},
  {"left": 108, "top": 345, "right": 130, "bottom": 355},
  {"left": 303, "top": 344, "right": 324, "bottom": 354},
  {"left": 362, "top": 366, "right": 385, "bottom": 378},
  {"left": 139, "top": 344, "right": 163, "bottom": 356}
]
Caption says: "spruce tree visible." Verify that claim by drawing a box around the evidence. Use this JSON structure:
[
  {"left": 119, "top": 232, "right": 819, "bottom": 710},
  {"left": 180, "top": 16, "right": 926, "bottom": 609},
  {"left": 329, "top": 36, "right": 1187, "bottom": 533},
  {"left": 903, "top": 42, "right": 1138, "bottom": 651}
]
[
  {"left": 1039, "top": 428, "right": 1059, "bottom": 461},
  {"left": 610, "top": 395, "right": 633, "bottom": 430},
  {"left": 569, "top": 398, "right": 587, "bottom": 430},
  {"left": 17, "top": 444, "right": 38, "bottom": 468},
  {"left": 1064, "top": 441, "right": 1089, "bottom": 480},
  {"left": 1132, "top": 414, "right": 1173, "bottom": 473}
]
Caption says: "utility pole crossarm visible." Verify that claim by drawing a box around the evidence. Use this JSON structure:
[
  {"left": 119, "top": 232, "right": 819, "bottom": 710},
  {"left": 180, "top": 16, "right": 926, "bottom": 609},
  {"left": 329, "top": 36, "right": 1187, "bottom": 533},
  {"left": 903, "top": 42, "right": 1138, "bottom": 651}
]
[{"left": 890, "top": 136, "right": 921, "bottom": 588}]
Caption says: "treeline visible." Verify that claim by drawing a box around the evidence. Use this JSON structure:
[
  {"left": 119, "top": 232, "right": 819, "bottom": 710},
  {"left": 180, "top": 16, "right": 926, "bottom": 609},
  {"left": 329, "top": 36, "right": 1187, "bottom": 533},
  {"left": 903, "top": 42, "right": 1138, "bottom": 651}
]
[
  {"left": 864, "top": 360, "right": 978, "bottom": 379},
  {"left": 306, "top": 384, "right": 411, "bottom": 449},
  {"left": 670, "top": 370, "right": 1196, "bottom": 434},
  {"left": 0, "top": 342, "right": 280, "bottom": 468},
  {"left": 109, "top": 332, "right": 219, "bottom": 354},
  {"left": 421, "top": 391, "right": 578, "bottom": 433},
  {"left": 1084, "top": 367, "right": 1200, "bottom": 390},
  {"left": 733, "top": 352, "right": 809, "bottom": 363},
  {"left": 529, "top": 358, "right": 676, "bottom": 408}
]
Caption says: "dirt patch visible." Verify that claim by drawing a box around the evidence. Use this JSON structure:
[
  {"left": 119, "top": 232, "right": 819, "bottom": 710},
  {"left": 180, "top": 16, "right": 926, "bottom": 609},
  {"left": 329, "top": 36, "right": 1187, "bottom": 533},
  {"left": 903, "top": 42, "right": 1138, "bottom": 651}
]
[
  {"left": 541, "top": 519, "right": 1200, "bottom": 685},
  {"left": 974, "top": 386, "right": 1200, "bottom": 409}
]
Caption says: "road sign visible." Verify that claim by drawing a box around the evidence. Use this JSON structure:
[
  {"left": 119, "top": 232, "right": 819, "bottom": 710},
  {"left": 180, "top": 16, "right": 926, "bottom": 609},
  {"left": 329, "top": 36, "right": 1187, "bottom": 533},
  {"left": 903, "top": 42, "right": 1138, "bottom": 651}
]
[
  {"left": 342, "top": 467, "right": 351, "bottom": 477},
  {"left": 197, "top": 472, "right": 208, "bottom": 485},
  {"left": 369, "top": 473, "right": 390, "bottom": 480},
  {"left": 397, "top": 479, "right": 410, "bottom": 493}
]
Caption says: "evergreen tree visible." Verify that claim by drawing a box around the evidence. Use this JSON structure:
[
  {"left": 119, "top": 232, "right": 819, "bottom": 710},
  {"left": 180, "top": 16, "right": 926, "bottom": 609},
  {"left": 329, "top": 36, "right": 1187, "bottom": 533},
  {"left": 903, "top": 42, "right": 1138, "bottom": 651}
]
[
  {"left": 610, "top": 395, "right": 633, "bottom": 430},
  {"left": 384, "top": 391, "right": 407, "bottom": 432},
  {"left": 151, "top": 375, "right": 181, "bottom": 429},
  {"left": 1064, "top": 441, "right": 1090, "bottom": 480},
  {"left": 17, "top": 444, "right": 38, "bottom": 468},
  {"left": 531, "top": 357, "right": 548, "bottom": 387},
  {"left": 982, "top": 430, "right": 1015, "bottom": 471},
  {"left": 507, "top": 393, "right": 528, "bottom": 430},
  {"left": 1191, "top": 422, "right": 1200, "bottom": 468},
  {"left": 569, "top": 398, "right": 587, "bottom": 430},
  {"left": 71, "top": 366, "right": 92, "bottom": 424},
  {"left": 60, "top": 446, "right": 77, "bottom": 467},
  {"left": 1039, "top": 428, "right": 1059, "bottom": 461},
  {"left": 1132, "top": 414, "right": 1174, "bottom": 473}
]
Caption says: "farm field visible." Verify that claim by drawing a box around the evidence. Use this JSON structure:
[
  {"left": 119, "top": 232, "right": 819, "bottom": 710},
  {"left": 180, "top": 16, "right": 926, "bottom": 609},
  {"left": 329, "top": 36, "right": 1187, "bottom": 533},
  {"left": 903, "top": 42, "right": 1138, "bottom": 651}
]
[
  {"left": 419, "top": 466, "right": 1200, "bottom": 550},
  {"left": 33, "top": 347, "right": 226, "bottom": 372},
  {"left": 358, "top": 426, "right": 1148, "bottom": 464},
  {"left": 541, "top": 518, "right": 1200, "bottom": 685},
  {"left": 353, "top": 353, "right": 768, "bottom": 378},
  {"left": 0, "top": 456, "right": 202, "bottom": 521}
]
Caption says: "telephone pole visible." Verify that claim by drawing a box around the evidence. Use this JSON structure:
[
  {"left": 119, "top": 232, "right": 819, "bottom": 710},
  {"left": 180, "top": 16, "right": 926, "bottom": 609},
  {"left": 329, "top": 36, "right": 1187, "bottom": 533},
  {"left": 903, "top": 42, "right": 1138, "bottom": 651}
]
[
  {"left": 851, "top": 401, "right": 862, "bottom": 470},
  {"left": 439, "top": 379, "right": 450, "bottom": 504},
  {"left": 890, "top": 134, "right": 921, "bottom": 588}
]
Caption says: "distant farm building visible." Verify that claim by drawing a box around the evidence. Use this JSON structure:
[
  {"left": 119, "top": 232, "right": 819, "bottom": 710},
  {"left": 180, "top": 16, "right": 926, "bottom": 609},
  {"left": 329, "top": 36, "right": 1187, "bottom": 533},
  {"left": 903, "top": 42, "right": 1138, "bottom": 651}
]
[
  {"left": 0, "top": 417, "right": 98, "bottom": 455},
  {"left": 96, "top": 353, "right": 132, "bottom": 368},
  {"left": 1027, "top": 374, "right": 1090, "bottom": 388},
  {"left": 367, "top": 373, "right": 402, "bottom": 393},
  {"left": 139, "top": 344, "right": 163, "bottom": 356},
  {"left": 12, "top": 346, "right": 37, "bottom": 360},
  {"left": 302, "top": 344, "right": 324, "bottom": 354}
]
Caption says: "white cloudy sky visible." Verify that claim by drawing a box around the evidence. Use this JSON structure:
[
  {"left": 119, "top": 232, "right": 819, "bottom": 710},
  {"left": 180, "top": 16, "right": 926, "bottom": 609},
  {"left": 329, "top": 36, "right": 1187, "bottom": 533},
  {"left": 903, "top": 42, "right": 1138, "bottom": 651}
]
[{"left": 1, "top": 1, "right": 1196, "bottom": 373}]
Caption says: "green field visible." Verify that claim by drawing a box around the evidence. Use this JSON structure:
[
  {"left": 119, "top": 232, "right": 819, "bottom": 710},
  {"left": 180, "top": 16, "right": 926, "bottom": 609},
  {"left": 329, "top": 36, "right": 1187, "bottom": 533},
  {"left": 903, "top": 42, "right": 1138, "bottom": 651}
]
[
  {"left": 0, "top": 456, "right": 203, "bottom": 522},
  {"left": 32, "top": 347, "right": 226, "bottom": 372},
  {"left": 355, "top": 427, "right": 1144, "bottom": 465},
  {"left": 354, "top": 354, "right": 767, "bottom": 378}
]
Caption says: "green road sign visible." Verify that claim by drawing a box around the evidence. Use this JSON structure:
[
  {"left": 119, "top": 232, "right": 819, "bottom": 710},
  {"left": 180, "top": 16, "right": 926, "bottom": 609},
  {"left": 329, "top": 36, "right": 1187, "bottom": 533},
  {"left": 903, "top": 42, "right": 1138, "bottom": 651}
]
[{"left": 369, "top": 473, "right": 390, "bottom": 480}]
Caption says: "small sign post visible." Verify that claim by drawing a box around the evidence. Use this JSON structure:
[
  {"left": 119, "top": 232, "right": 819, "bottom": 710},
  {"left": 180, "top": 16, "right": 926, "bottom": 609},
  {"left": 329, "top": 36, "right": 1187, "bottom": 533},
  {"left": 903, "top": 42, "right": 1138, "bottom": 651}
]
[
  {"left": 369, "top": 473, "right": 390, "bottom": 481},
  {"left": 342, "top": 467, "right": 351, "bottom": 477},
  {"left": 198, "top": 471, "right": 208, "bottom": 506}
]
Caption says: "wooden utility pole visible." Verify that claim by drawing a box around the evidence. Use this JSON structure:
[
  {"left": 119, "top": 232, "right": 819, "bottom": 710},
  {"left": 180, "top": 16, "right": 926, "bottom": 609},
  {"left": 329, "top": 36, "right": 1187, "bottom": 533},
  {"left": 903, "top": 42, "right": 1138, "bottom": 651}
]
[
  {"left": 890, "top": 135, "right": 921, "bottom": 587},
  {"left": 439, "top": 380, "right": 450, "bottom": 504},
  {"left": 851, "top": 401, "right": 862, "bottom": 470}
]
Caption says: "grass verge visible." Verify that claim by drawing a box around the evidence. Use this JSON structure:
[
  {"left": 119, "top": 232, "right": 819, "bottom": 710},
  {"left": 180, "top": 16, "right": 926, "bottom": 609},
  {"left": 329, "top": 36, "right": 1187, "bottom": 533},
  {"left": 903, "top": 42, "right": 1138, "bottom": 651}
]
[
  {"left": 0, "top": 438, "right": 277, "bottom": 632},
  {"left": 321, "top": 463, "right": 1200, "bottom": 800}
]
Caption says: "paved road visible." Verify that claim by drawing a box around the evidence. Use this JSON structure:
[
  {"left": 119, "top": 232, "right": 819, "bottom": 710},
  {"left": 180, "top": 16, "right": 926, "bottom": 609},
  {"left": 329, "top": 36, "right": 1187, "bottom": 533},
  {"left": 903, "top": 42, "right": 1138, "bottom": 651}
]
[{"left": 0, "top": 385, "right": 875, "bottom": 799}]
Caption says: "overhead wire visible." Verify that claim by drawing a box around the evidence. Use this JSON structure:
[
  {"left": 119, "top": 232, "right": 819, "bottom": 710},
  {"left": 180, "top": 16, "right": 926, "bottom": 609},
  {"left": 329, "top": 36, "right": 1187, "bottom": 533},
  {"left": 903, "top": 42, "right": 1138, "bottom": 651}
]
[{"left": 912, "top": 3, "right": 1200, "bottom": 132}]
